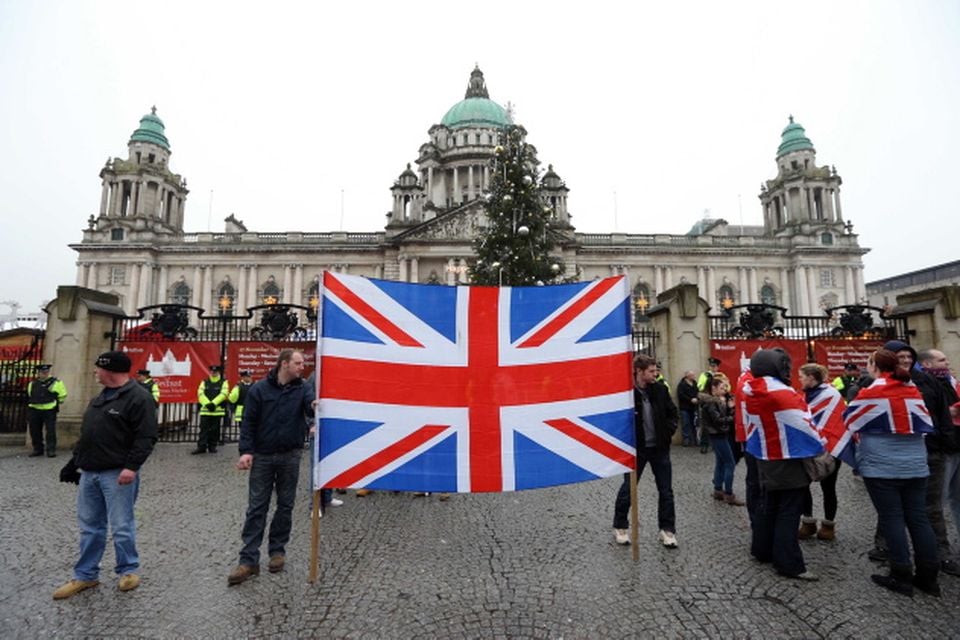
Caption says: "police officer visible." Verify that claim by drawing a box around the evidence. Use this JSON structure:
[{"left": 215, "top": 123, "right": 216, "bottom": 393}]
[
  {"left": 697, "top": 357, "right": 722, "bottom": 391},
  {"left": 136, "top": 369, "right": 160, "bottom": 407},
  {"left": 27, "top": 363, "right": 68, "bottom": 457},
  {"left": 228, "top": 370, "right": 254, "bottom": 426},
  {"left": 193, "top": 365, "right": 229, "bottom": 454},
  {"left": 831, "top": 362, "right": 860, "bottom": 401}
]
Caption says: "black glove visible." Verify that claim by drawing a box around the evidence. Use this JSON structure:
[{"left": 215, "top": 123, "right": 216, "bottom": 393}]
[
  {"left": 204, "top": 403, "right": 214, "bottom": 412},
  {"left": 59, "top": 458, "right": 81, "bottom": 485}
]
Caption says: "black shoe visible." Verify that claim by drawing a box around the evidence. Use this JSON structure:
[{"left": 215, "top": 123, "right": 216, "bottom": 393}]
[
  {"left": 28, "top": 451, "right": 44, "bottom": 457},
  {"left": 940, "top": 559, "right": 960, "bottom": 577},
  {"left": 46, "top": 452, "right": 57, "bottom": 458},
  {"left": 209, "top": 447, "right": 218, "bottom": 453},
  {"left": 190, "top": 448, "right": 207, "bottom": 455},
  {"left": 872, "top": 573, "right": 913, "bottom": 597},
  {"left": 867, "top": 547, "right": 888, "bottom": 563}
]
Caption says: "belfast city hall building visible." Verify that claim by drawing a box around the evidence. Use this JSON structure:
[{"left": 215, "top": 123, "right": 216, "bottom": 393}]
[{"left": 71, "top": 67, "right": 867, "bottom": 322}]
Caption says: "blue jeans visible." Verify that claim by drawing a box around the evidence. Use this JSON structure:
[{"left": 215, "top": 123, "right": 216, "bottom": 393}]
[
  {"left": 680, "top": 409, "right": 698, "bottom": 445},
  {"left": 613, "top": 446, "right": 675, "bottom": 532},
  {"left": 751, "top": 486, "right": 806, "bottom": 577},
  {"left": 75, "top": 468, "right": 140, "bottom": 581},
  {"left": 710, "top": 436, "right": 735, "bottom": 494},
  {"left": 239, "top": 450, "right": 302, "bottom": 565},
  {"left": 865, "top": 476, "right": 939, "bottom": 568}
]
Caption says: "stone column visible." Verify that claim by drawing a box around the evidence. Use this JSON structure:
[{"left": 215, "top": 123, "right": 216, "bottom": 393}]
[
  {"left": 399, "top": 256, "right": 409, "bottom": 283},
  {"left": 86, "top": 263, "right": 97, "bottom": 289},
  {"left": 484, "top": 166, "right": 489, "bottom": 192},
  {"left": 824, "top": 188, "right": 835, "bottom": 221},
  {"left": 137, "top": 262, "right": 151, "bottom": 308},
  {"left": 99, "top": 182, "right": 109, "bottom": 216},
  {"left": 834, "top": 187, "right": 843, "bottom": 219},
  {"left": 748, "top": 268, "right": 759, "bottom": 303},
  {"left": 157, "top": 265, "right": 169, "bottom": 305},
  {"left": 468, "top": 165, "right": 474, "bottom": 200},
  {"left": 282, "top": 265, "right": 293, "bottom": 303},
  {"left": 621, "top": 265, "right": 630, "bottom": 288},
  {"left": 192, "top": 265, "right": 202, "bottom": 307},
  {"left": 779, "top": 268, "right": 791, "bottom": 312},
  {"left": 445, "top": 258, "right": 455, "bottom": 285},
  {"left": 374, "top": 264, "right": 383, "bottom": 279},
  {"left": 410, "top": 257, "right": 419, "bottom": 283},
  {"left": 76, "top": 264, "right": 86, "bottom": 286},
  {"left": 738, "top": 267, "right": 748, "bottom": 303},
  {"left": 236, "top": 265, "right": 247, "bottom": 313},
  {"left": 427, "top": 166, "right": 433, "bottom": 199},
  {"left": 654, "top": 267, "right": 663, "bottom": 295},
  {"left": 294, "top": 264, "right": 304, "bottom": 306},
  {"left": 854, "top": 266, "right": 865, "bottom": 303},
  {"left": 707, "top": 268, "right": 717, "bottom": 308},
  {"left": 128, "top": 263, "right": 141, "bottom": 314},
  {"left": 113, "top": 181, "right": 123, "bottom": 216},
  {"left": 609, "top": 264, "right": 618, "bottom": 276},
  {"left": 248, "top": 265, "right": 259, "bottom": 305},
  {"left": 844, "top": 266, "right": 856, "bottom": 306},
  {"left": 795, "top": 267, "right": 809, "bottom": 315},
  {"left": 453, "top": 167, "right": 459, "bottom": 203},
  {"left": 806, "top": 267, "right": 819, "bottom": 314},
  {"left": 202, "top": 266, "right": 213, "bottom": 313}
]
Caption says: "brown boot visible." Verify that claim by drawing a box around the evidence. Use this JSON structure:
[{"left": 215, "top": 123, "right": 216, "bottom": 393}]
[
  {"left": 798, "top": 516, "right": 817, "bottom": 540},
  {"left": 52, "top": 579, "right": 99, "bottom": 600},
  {"left": 724, "top": 493, "right": 745, "bottom": 506},
  {"left": 268, "top": 555, "right": 285, "bottom": 573},
  {"left": 816, "top": 519, "right": 836, "bottom": 541},
  {"left": 227, "top": 564, "right": 260, "bottom": 586},
  {"left": 712, "top": 490, "right": 725, "bottom": 501}
]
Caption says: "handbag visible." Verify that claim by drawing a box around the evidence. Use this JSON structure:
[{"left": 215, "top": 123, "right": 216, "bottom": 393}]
[{"left": 802, "top": 451, "right": 837, "bottom": 482}]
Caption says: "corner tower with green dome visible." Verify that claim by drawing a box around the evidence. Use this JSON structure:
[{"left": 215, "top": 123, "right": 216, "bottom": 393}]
[
  {"left": 759, "top": 115, "right": 844, "bottom": 234},
  {"left": 92, "top": 106, "right": 189, "bottom": 237},
  {"left": 386, "top": 66, "right": 571, "bottom": 235}
]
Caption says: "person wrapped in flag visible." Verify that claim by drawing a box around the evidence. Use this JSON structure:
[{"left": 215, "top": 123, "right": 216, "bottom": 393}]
[
  {"left": 744, "top": 348, "right": 823, "bottom": 581},
  {"left": 842, "top": 348, "right": 940, "bottom": 597},
  {"left": 797, "top": 363, "right": 845, "bottom": 541}
]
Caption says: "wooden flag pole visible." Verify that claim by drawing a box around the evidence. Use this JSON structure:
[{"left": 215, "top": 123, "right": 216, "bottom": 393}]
[
  {"left": 308, "top": 490, "right": 321, "bottom": 583},
  {"left": 629, "top": 468, "right": 639, "bottom": 561}
]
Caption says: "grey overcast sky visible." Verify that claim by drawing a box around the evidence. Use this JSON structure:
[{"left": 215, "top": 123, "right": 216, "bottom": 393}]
[{"left": 1, "top": 0, "right": 959, "bottom": 311}]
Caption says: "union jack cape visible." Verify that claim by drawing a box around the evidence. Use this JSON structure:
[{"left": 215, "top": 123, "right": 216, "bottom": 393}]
[
  {"left": 842, "top": 376, "right": 934, "bottom": 437},
  {"left": 806, "top": 383, "right": 851, "bottom": 462},
  {"left": 313, "top": 272, "right": 636, "bottom": 493},
  {"left": 743, "top": 376, "right": 824, "bottom": 460}
]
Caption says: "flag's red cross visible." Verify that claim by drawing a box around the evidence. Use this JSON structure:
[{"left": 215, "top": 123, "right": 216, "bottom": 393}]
[{"left": 322, "top": 276, "right": 633, "bottom": 491}]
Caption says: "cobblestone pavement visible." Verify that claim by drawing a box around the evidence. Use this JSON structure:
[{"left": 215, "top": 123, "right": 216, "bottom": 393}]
[{"left": 1, "top": 444, "right": 959, "bottom": 639}]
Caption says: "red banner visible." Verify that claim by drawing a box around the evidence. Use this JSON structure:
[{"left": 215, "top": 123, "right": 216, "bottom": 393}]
[
  {"left": 812, "top": 340, "right": 883, "bottom": 380},
  {"left": 225, "top": 342, "right": 316, "bottom": 385},
  {"left": 710, "top": 340, "right": 809, "bottom": 390},
  {"left": 120, "top": 342, "right": 221, "bottom": 403}
]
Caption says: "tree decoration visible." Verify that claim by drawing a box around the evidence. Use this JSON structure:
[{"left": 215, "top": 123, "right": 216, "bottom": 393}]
[{"left": 470, "top": 125, "right": 566, "bottom": 286}]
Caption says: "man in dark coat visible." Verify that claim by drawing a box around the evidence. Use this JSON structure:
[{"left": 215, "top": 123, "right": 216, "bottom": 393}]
[{"left": 612, "top": 354, "right": 680, "bottom": 548}]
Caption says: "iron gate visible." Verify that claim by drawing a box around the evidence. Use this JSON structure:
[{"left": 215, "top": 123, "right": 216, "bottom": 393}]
[
  {"left": 111, "top": 303, "right": 316, "bottom": 443},
  {"left": 0, "top": 330, "right": 45, "bottom": 434}
]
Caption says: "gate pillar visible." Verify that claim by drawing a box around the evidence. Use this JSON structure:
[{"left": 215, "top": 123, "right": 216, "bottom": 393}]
[
  {"left": 39, "top": 287, "right": 125, "bottom": 449},
  {"left": 649, "top": 283, "right": 711, "bottom": 443}
]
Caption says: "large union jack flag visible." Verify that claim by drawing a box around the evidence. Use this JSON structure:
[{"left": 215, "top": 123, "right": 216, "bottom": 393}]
[
  {"left": 314, "top": 273, "right": 636, "bottom": 493},
  {"left": 843, "top": 376, "right": 933, "bottom": 436},
  {"left": 743, "top": 376, "right": 824, "bottom": 460},
  {"left": 806, "top": 383, "right": 850, "bottom": 459}
]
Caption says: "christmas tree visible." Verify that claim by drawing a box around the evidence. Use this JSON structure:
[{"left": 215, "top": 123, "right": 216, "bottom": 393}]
[{"left": 470, "top": 125, "right": 564, "bottom": 287}]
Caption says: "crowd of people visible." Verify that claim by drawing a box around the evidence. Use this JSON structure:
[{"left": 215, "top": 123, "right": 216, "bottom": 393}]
[
  {"left": 42, "top": 338, "right": 960, "bottom": 600},
  {"left": 615, "top": 342, "right": 960, "bottom": 597}
]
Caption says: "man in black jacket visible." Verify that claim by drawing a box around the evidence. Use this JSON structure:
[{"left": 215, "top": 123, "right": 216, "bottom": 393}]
[
  {"left": 676, "top": 370, "right": 700, "bottom": 447},
  {"left": 612, "top": 354, "right": 680, "bottom": 548},
  {"left": 53, "top": 351, "right": 158, "bottom": 599},
  {"left": 881, "top": 341, "right": 959, "bottom": 576},
  {"left": 228, "top": 349, "right": 314, "bottom": 585}
]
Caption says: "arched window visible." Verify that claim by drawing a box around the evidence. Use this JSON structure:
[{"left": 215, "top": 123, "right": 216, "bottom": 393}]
[
  {"left": 171, "top": 280, "right": 190, "bottom": 305},
  {"left": 760, "top": 284, "right": 777, "bottom": 306},
  {"left": 718, "top": 285, "right": 736, "bottom": 311},
  {"left": 216, "top": 281, "right": 235, "bottom": 316},
  {"left": 306, "top": 278, "right": 320, "bottom": 313},
  {"left": 820, "top": 292, "right": 839, "bottom": 310},
  {"left": 821, "top": 232, "right": 834, "bottom": 245},
  {"left": 261, "top": 276, "right": 281, "bottom": 305},
  {"left": 633, "top": 283, "right": 651, "bottom": 323}
]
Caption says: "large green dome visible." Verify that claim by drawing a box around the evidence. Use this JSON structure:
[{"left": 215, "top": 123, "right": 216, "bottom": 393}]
[
  {"left": 129, "top": 106, "right": 170, "bottom": 150},
  {"left": 441, "top": 97, "right": 511, "bottom": 129},
  {"left": 440, "top": 66, "right": 512, "bottom": 129},
  {"left": 776, "top": 115, "right": 814, "bottom": 157}
]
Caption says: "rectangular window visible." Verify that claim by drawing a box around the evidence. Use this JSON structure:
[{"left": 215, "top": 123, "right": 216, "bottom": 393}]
[
  {"left": 820, "top": 269, "right": 835, "bottom": 288},
  {"left": 111, "top": 228, "right": 124, "bottom": 241},
  {"left": 110, "top": 266, "right": 126, "bottom": 286}
]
